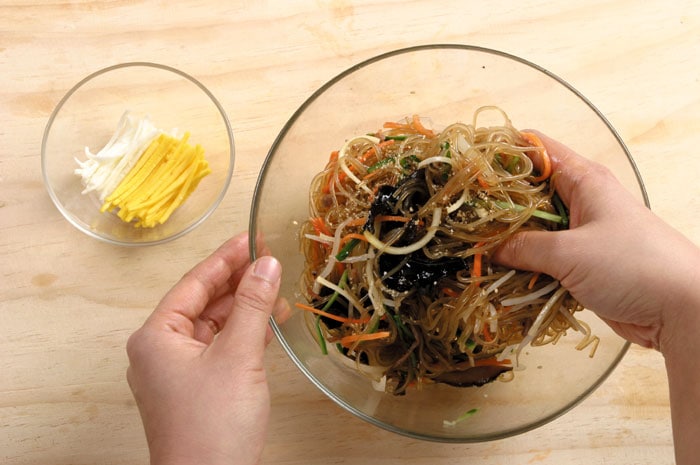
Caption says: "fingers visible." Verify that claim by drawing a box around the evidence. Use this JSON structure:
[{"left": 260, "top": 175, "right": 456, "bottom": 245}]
[
  {"left": 271, "top": 297, "right": 292, "bottom": 326},
  {"left": 523, "top": 130, "right": 600, "bottom": 207},
  {"left": 253, "top": 230, "right": 272, "bottom": 259},
  {"left": 212, "top": 256, "right": 282, "bottom": 361},
  {"left": 265, "top": 298, "right": 292, "bottom": 345},
  {"left": 192, "top": 292, "right": 236, "bottom": 343},
  {"left": 194, "top": 294, "right": 291, "bottom": 345},
  {"left": 493, "top": 132, "right": 590, "bottom": 279},
  {"left": 146, "top": 232, "right": 251, "bottom": 335},
  {"left": 599, "top": 317, "right": 658, "bottom": 350},
  {"left": 492, "top": 229, "right": 572, "bottom": 281}
]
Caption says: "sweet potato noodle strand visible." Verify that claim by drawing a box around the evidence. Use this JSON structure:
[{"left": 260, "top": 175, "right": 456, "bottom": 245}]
[{"left": 298, "top": 106, "right": 597, "bottom": 395}]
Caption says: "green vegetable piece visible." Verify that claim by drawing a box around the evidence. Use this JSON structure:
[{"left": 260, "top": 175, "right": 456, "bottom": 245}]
[
  {"left": 493, "top": 200, "right": 564, "bottom": 224},
  {"left": 444, "top": 408, "right": 479, "bottom": 427},
  {"left": 384, "top": 135, "right": 407, "bottom": 141},
  {"left": 400, "top": 155, "right": 420, "bottom": 170},
  {"left": 441, "top": 141, "right": 451, "bottom": 158},
  {"left": 507, "top": 155, "right": 520, "bottom": 172},
  {"left": 321, "top": 269, "right": 348, "bottom": 311},
  {"left": 366, "top": 157, "right": 395, "bottom": 173},
  {"left": 315, "top": 315, "right": 328, "bottom": 355},
  {"left": 367, "top": 315, "right": 381, "bottom": 333},
  {"left": 496, "top": 153, "right": 520, "bottom": 173},
  {"left": 393, "top": 314, "right": 413, "bottom": 342},
  {"left": 552, "top": 193, "right": 569, "bottom": 228},
  {"left": 466, "top": 338, "right": 476, "bottom": 351},
  {"left": 335, "top": 238, "right": 360, "bottom": 261}
]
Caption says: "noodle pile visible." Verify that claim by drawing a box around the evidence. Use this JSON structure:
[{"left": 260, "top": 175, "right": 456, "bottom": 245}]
[{"left": 298, "top": 107, "right": 597, "bottom": 395}]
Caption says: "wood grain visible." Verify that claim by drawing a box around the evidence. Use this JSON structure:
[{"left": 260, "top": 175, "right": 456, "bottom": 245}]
[{"left": 2, "top": 1, "right": 698, "bottom": 464}]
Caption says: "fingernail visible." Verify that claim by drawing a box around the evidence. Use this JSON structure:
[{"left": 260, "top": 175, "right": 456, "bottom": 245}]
[{"left": 253, "top": 256, "right": 282, "bottom": 283}]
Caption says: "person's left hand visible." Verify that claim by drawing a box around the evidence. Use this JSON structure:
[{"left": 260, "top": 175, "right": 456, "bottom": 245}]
[{"left": 126, "top": 232, "right": 289, "bottom": 465}]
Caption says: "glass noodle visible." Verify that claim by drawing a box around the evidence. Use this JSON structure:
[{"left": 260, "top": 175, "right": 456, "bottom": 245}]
[{"left": 297, "top": 107, "right": 598, "bottom": 395}]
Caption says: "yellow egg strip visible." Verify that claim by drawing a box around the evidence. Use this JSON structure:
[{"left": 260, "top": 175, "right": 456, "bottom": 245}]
[
  {"left": 124, "top": 136, "right": 185, "bottom": 204},
  {"left": 154, "top": 162, "right": 201, "bottom": 225},
  {"left": 145, "top": 140, "right": 199, "bottom": 203},
  {"left": 102, "top": 135, "right": 173, "bottom": 210},
  {"left": 101, "top": 132, "right": 210, "bottom": 228},
  {"left": 141, "top": 153, "right": 200, "bottom": 211},
  {"left": 143, "top": 158, "right": 200, "bottom": 222}
]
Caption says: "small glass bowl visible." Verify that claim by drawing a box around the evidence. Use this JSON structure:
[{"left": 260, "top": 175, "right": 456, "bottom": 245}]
[
  {"left": 250, "top": 45, "right": 647, "bottom": 442},
  {"left": 41, "top": 62, "right": 234, "bottom": 246}
]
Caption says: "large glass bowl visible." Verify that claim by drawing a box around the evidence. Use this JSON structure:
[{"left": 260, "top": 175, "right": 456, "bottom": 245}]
[
  {"left": 42, "top": 62, "right": 234, "bottom": 246},
  {"left": 250, "top": 45, "right": 647, "bottom": 442}
]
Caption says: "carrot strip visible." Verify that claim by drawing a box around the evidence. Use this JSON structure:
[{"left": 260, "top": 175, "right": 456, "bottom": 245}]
[
  {"left": 294, "top": 302, "right": 371, "bottom": 324},
  {"left": 322, "top": 151, "right": 340, "bottom": 194},
  {"left": 383, "top": 121, "right": 408, "bottom": 130},
  {"left": 346, "top": 217, "right": 369, "bottom": 227},
  {"left": 477, "top": 174, "right": 490, "bottom": 189},
  {"left": 328, "top": 150, "right": 339, "bottom": 164},
  {"left": 472, "top": 254, "right": 482, "bottom": 279},
  {"left": 376, "top": 215, "right": 411, "bottom": 223},
  {"left": 310, "top": 217, "right": 332, "bottom": 237},
  {"left": 337, "top": 140, "right": 395, "bottom": 185},
  {"left": 527, "top": 272, "right": 541, "bottom": 290},
  {"left": 309, "top": 242, "right": 325, "bottom": 268},
  {"left": 520, "top": 131, "right": 551, "bottom": 182},
  {"left": 442, "top": 287, "right": 460, "bottom": 298},
  {"left": 471, "top": 248, "right": 485, "bottom": 278},
  {"left": 360, "top": 139, "right": 395, "bottom": 164},
  {"left": 340, "top": 331, "right": 391, "bottom": 347},
  {"left": 470, "top": 241, "right": 487, "bottom": 284},
  {"left": 411, "top": 114, "right": 435, "bottom": 137},
  {"left": 473, "top": 357, "right": 511, "bottom": 367},
  {"left": 340, "top": 233, "right": 368, "bottom": 245},
  {"left": 482, "top": 324, "right": 493, "bottom": 342},
  {"left": 322, "top": 175, "right": 332, "bottom": 194}
]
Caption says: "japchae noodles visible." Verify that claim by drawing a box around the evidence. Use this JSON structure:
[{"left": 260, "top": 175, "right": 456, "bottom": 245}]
[{"left": 297, "top": 106, "right": 598, "bottom": 395}]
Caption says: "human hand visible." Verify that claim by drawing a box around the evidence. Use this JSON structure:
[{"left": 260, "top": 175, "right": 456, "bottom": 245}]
[
  {"left": 494, "top": 132, "right": 700, "bottom": 354},
  {"left": 126, "top": 232, "right": 289, "bottom": 465}
]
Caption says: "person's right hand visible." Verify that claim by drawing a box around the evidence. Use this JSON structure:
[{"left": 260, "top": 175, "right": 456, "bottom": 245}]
[
  {"left": 493, "top": 132, "right": 700, "bottom": 354},
  {"left": 126, "top": 232, "right": 288, "bottom": 465}
]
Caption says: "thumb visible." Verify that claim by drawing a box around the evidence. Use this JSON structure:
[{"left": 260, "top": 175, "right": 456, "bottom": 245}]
[
  {"left": 492, "top": 229, "right": 570, "bottom": 281},
  {"left": 213, "top": 256, "right": 282, "bottom": 361}
]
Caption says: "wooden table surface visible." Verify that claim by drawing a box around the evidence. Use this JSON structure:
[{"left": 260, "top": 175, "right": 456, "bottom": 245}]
[{"left": 2, "top": 1, "right": 699, "bottom": 464}]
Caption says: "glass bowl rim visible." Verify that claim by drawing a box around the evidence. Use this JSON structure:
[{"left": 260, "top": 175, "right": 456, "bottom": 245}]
[
  {"left": 41, "top": 61, "right": 235, "bottom": 247},
  {"left": 250, "top": 43, "right": 644, "bottom": 442}
]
